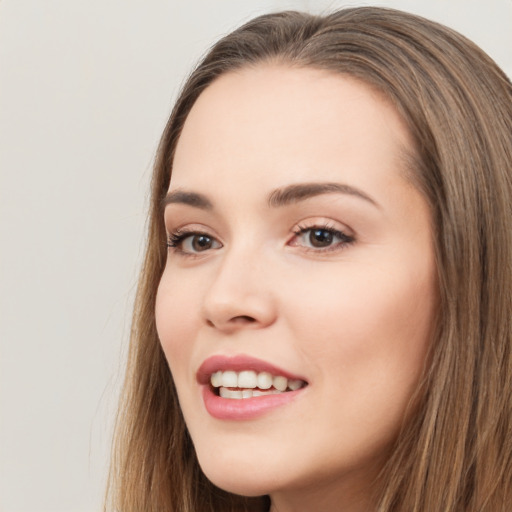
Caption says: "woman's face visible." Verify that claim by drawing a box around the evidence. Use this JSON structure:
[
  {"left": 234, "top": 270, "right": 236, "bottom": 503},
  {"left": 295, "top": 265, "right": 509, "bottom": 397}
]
[{"left": 156, "top": 66, "right": 437, "bottom": 509}]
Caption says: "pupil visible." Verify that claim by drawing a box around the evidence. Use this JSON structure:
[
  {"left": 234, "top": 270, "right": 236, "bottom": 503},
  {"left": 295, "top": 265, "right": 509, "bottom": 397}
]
[
  {"left": 193, "top": 235, "right": 212, "bottom": 251},
  {"left": 310, "top": 229, "right": 333, "bottom": 247}
]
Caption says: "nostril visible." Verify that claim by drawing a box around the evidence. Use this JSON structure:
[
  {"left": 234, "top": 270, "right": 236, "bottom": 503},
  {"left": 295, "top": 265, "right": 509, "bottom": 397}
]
[
  {"left": 206, "top": 315, "right": 255, "bottom": 328},
  {"left": 233, "top": 315, "right": 256, "bottom": 324}
]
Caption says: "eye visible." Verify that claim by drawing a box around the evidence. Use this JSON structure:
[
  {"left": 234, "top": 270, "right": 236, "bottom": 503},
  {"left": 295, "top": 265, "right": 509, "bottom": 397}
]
[
  {"left": 291, "top": 225, "right": 354, "bottom": 251},
  {"left": 167, "top": 230, "right": 222, "bottom": 255}
]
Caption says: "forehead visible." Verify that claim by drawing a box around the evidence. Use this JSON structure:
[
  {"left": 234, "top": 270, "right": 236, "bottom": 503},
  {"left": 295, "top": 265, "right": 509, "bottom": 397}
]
[{"left": 171, "top": 65, "right": 414, "bottom": 197}]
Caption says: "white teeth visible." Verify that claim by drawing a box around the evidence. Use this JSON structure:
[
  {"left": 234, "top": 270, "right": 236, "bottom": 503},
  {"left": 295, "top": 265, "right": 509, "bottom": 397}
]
[
  {"left": 219, "top": 387, "right": 282, "bottom": 399},
  {"left": 288, "top": 379, "right": 302, "bottom": 391},
  {"left": 221, "top": 371, "right": 238, "bottom": 388},
  {"left": 273, "top": 376, "right": 288, "bottom": 392},
  {"left": 210, "top": 369, "right": 306, "bottom": 397},
  {"left": 238, "top": 370, "right": 257, "bottom": 388},
  {"left": 257, "top": 371, "right": 273, "bottom": 389},
  {"left": 219, "top": 387, "right": 242, "bottom": 399},
  {"left": 211, "top": 371, "right": 223, "bottom": 387}
]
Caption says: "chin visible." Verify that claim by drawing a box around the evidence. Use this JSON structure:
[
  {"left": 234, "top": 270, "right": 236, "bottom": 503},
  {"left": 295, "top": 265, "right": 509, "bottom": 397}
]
[
  {"left": 194, "top": 444, "right": 282, "bottom": 497},
  {"left": 200, "top": 465, "right": 274, "bottom": 497}
]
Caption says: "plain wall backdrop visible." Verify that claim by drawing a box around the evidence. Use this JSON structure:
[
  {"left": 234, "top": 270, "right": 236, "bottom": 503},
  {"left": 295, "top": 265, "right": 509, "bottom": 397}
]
[{"left": 1, "top": 1, "right": 511, "bottom": 511}]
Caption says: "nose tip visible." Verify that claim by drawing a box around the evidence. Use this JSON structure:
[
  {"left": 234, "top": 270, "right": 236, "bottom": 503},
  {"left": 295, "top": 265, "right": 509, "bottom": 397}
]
[
  {"left": 202, "top": 271, "right": 277, "bottom": 333},
  {"left": 204, "top": 299, "right": 276, "bottom": 333}
]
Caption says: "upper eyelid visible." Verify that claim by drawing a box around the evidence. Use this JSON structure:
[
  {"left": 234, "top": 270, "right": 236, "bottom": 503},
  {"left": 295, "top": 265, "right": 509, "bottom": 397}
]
[
  {"left": 292, "top": 217, "right": 355, "bottom": 236},
  {"left": 167, "top": 228, "right": 221, "bottom": 243},
  {"left": 291, "top": 225, "right": 354, "bottom": 242},
  {"left": 166, "top": 223, "right": 218, "bottom": 237},
  {"left": 165, "top": 216, "right": 356, "bottom": 242}
]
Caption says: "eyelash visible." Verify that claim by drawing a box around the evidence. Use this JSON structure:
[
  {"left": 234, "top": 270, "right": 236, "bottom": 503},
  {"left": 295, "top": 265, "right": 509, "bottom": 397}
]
[
  {"left": 166, "top": 223, "right": 355, "bottom": 256},
  {"left": 166, "top": 229, "right": 219, "bottom": 256},
  {"left": 167, "top": 229, "right": 194, "bottom": 248},
  {"left": 290, "top": 223, "right": 355, "bottom": 253}
]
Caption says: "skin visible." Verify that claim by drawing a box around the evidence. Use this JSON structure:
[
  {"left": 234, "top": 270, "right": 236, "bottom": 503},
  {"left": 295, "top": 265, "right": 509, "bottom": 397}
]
[{"left": 155, "top": 65, "right": 438, "bottom": 512}]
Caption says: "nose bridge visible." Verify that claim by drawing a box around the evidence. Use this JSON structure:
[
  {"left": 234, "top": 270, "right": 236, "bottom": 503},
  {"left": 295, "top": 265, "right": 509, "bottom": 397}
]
[{"left": 202, "top": 240, "right": 276, "bottom": 331}]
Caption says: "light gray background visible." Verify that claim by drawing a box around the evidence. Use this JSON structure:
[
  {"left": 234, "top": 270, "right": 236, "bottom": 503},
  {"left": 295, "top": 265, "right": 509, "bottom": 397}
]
[{"left": 1, "top": 1, "right": 511, "bottom": 511}]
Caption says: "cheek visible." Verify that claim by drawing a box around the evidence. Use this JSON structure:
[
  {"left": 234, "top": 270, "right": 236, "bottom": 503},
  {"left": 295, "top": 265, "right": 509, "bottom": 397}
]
[
  {"left": 155, "top": 269, "right": 200, "bottom": 376},
  {"left": 284, "top": 257, "right": 436, "bottom": 400}
]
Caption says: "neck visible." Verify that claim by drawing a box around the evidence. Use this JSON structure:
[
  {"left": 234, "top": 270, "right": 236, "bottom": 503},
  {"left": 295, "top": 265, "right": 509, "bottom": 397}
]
[{"left": 268, "top": 471, "right": 379, "bottom": 512}]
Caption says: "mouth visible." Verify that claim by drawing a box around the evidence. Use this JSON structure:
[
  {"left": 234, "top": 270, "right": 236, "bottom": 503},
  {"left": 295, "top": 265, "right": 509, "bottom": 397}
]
[
  {"left": 197, "top": 355, "right": 308, "bottom": 418},
  {"left": 210, "top": 370, "right": 306, "bottom": 399}
]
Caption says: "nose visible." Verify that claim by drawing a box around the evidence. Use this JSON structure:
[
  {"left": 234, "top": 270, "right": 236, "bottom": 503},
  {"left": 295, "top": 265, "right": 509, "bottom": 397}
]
[{"left": 201, "top": 248, "right": 277, "bottom": 334}]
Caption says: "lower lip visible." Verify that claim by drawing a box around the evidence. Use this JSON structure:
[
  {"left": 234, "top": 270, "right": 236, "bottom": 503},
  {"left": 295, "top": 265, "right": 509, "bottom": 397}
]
[{"left": 202, "top": 385, "right": 304, "bottom": 420}]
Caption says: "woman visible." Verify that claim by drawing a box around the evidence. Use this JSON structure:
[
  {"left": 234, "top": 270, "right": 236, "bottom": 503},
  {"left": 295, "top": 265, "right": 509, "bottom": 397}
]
[{"left": 107, "top": 7, "right": 512, "bottom": 511}]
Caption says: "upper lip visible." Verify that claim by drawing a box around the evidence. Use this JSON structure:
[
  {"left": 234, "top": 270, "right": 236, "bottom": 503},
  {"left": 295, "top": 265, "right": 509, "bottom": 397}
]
[{"left": 196, "top": 354, "right": 307, "bottom": 385}]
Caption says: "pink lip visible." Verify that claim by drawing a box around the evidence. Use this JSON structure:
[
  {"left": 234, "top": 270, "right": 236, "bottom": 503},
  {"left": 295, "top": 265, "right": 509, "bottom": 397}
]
[{"left": 197, "top": 354, "right": 308, "bottom": 421}]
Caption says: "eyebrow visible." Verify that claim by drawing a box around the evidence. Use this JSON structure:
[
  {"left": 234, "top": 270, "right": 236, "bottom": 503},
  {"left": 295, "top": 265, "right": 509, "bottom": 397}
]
[
  {"left": 162, "top": 182, "right": 380, "bottom": 211},
  {"left": 267, "top": 182, "right": 380, "bottom": 209},
  {"left": 162, "top": 190, "right": 213, "bottom": 210}
]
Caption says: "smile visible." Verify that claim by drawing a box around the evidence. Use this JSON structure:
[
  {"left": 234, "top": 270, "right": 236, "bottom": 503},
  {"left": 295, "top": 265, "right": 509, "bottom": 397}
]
[
  {"left": 211, "top": 370, "right": 306, "bottom": 399},
  {"left": 198, "top": 355, "right": 308, "bottom": 419}
]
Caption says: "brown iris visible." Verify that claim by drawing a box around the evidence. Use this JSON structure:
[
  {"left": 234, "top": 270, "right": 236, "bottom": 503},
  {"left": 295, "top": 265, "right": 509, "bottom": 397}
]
[{"left": 309, "top": 229, "right": 334, "bottom": 247}]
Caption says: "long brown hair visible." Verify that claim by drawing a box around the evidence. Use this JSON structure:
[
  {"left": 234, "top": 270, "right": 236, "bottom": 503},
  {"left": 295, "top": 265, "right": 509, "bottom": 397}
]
[{"left": 106, "top": 8, "right": 512, "bottom": 511}]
